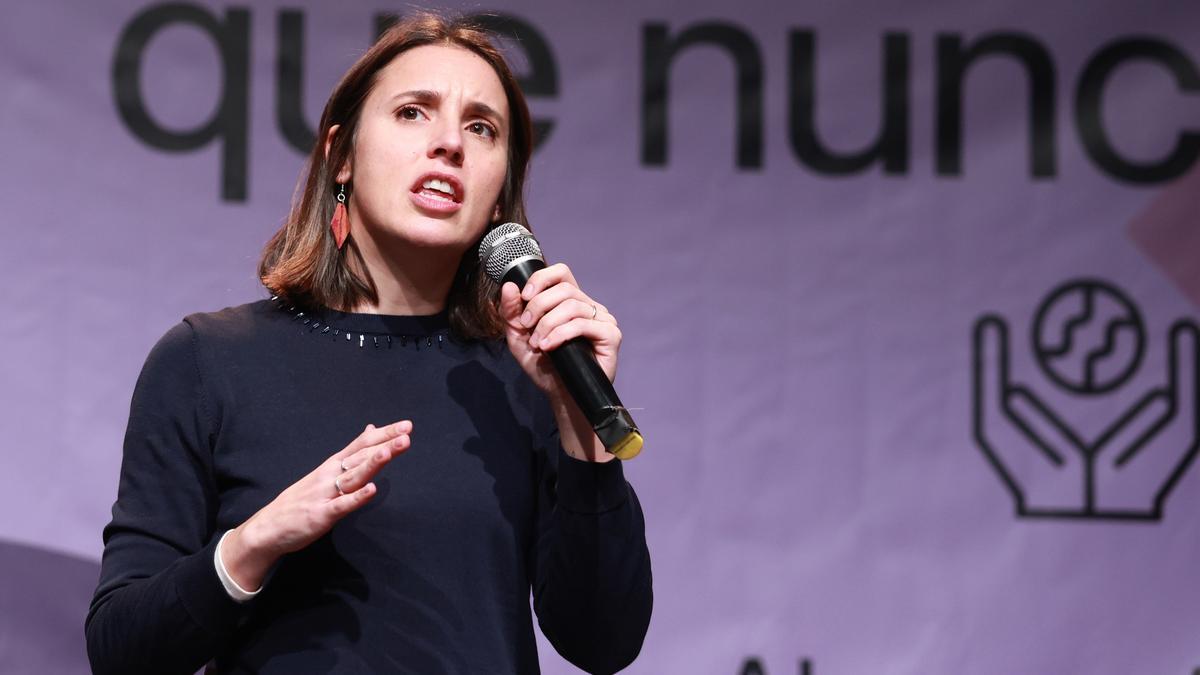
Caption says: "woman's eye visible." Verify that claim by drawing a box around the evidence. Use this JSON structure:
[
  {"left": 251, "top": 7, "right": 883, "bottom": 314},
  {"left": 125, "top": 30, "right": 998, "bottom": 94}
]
[
  {"left": 397, "top": 106, "right": 422, "bottom": 121},
  {"left": 468, "top": 122, "right": 495, "bottom": 138}
]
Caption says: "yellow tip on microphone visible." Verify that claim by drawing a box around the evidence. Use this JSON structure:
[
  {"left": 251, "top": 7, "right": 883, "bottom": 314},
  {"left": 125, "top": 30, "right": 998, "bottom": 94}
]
[{"left": 610, "top": 431, "right": 644, "bottom": 461}]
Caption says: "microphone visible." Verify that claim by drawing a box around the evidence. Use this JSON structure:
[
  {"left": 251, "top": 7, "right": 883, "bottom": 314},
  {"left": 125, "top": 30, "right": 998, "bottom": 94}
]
[{"left": 478, "top": 223, "right": 643, "bottom": 460}]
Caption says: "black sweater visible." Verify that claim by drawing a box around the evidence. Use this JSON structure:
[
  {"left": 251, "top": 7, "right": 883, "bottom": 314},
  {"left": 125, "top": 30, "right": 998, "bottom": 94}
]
[{"left": 85, "top": 299, "right": 652, "bottom": 674}]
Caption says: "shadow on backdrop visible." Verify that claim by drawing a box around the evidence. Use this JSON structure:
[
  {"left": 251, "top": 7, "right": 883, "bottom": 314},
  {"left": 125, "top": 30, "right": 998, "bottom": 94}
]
[{"left": 0, "top": 539, "right": 97, "bottom": 673}]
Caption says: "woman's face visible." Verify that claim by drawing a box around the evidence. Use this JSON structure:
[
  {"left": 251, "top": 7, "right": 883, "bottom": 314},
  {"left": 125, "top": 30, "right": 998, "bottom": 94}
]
[{"left": 342, "top": 44, "right": 510, "bottom": 253}]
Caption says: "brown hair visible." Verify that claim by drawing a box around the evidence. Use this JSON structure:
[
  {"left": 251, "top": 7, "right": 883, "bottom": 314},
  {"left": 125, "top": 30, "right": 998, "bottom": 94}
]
[{"left": 259, "top": 12, "right": 534, "bottom": 340}]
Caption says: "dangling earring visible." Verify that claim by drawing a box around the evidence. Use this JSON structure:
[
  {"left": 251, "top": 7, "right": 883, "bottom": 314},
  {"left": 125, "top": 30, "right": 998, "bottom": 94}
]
[{"left": 330, "top": 183, "right": 350, "bottom": 250}]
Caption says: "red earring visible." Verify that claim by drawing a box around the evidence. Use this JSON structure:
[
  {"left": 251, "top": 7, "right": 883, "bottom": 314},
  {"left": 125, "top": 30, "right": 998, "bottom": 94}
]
[{"left": 330, "top": 183, "right": 350, "bottom": 249}]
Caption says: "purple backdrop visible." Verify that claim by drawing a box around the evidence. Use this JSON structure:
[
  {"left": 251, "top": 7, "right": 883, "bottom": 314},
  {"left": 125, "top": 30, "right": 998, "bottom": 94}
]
[{"left": 3, "top": 0, "right": 1200, "bottom": 672}]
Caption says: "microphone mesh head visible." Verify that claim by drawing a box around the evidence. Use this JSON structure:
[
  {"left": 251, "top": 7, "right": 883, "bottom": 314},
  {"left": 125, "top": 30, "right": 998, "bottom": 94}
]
[
  {"left": 478, "top": 222, "right": 527, "bottom": 257},
  {"left": 478, "top": 223, "right": 544, "bottom": 282}
]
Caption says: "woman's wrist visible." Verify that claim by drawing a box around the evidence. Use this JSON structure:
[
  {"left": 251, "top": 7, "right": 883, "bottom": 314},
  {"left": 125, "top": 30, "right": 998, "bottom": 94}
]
[
  {"left": 221, "top": 520, "right": 277, "bottom": 592},
  {"left": 548, "top": 390, "right": 614, "bottom": 463}
]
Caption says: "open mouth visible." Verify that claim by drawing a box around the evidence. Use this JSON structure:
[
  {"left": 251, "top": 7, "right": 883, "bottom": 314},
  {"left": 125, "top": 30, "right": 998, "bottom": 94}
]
[{"left": 411, "top": 173, "right": 464, "bottom": 204}]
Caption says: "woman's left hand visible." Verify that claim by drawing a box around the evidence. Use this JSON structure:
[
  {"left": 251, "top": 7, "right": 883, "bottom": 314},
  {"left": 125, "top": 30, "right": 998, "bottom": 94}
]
[
  {"left": 500, "top": 262, "right": 620, "bottom": 389},
  {"left": 499, "top": 264, "right": 622, "bottom": 461}
]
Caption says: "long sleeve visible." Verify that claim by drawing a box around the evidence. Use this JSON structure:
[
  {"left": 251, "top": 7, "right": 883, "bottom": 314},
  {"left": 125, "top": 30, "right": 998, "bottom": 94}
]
[
  {"left": 85, "top": 321, "right": 246, "bottom": 674},
  {"left": 87, "top": 300, "right": 653, "bottom": 673},
  {"left": 530, "top": 424, "right": 654, "bottom": 674}
]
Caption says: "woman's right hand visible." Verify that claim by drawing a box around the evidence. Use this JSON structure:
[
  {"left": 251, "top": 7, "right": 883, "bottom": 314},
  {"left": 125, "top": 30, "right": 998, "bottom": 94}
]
[{"left": 219, "top": 420, "right": 412, "bottom": 591}]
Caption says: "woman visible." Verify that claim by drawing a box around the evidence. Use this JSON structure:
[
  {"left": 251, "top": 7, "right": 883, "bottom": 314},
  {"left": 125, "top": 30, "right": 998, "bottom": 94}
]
[{"left": 85, "top": 13, "right": 652, "bottom": 674}]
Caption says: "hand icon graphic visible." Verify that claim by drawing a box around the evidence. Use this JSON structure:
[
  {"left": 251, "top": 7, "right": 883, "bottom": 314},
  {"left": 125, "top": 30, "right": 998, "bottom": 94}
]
[
  {"left": 1092, "top": 322, "right": 1199, "bottom": 515},
  {"left": 972, "top": 316, "right": 1200, "bottom": 520},
  {"left": 973, "top": 317, "right": 1085, "bottom": 515}
]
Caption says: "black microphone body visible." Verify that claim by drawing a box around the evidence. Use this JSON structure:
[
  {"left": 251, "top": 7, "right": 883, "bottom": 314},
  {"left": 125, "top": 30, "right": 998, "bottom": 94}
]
[{"left": 481, "top": 225, "right": 643, "bottom": 460}]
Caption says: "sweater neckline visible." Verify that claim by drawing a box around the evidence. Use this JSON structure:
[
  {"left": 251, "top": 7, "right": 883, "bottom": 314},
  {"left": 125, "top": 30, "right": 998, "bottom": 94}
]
[
  {"left": 270, "top": 296, "right": 451, "bottom": 339},
  {"left": 312, "top": 305, "right": 450, "bottom": 335}
]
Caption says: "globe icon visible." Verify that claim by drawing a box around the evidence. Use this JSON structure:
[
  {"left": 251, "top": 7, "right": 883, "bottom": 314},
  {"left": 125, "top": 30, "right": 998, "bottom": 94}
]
[{"left": 1031, "top": 280, "right": 1145, "bottom": 395}]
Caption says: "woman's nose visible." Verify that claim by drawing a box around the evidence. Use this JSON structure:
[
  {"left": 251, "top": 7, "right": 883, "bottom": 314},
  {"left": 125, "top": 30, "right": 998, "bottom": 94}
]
[{"left": 428, "top": 118, "right": 464, "bottom": 165}]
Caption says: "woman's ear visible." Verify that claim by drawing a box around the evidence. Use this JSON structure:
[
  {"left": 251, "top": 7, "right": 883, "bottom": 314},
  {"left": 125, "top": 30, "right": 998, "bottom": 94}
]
[{"left": 324, "top": 124, "right": 352, "bottom": 183}]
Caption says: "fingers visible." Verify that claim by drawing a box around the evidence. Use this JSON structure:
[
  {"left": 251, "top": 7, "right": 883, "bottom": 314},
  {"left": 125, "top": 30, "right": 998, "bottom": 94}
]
[
  {"left": 1093, "top": 324, "right": 1199, "bottom": 498},
  {"left": 340, "top": 430, "right": 410, "bottom": 477},
  {"left": 973, "top": 316, "right": 1009, "bottom": 415},
  {"left": 527, "top": 297, "right": 602, "bottom": 348},
  {"left": 537, "top": 312, "right": 622, "bottom": 353},
  {"left": 520, "top": 281, "right": 588, "bottom": 325},
  {"left": 520, "top": 263, "right": 577, "bottom": 302},
  {"left": 325, "top": 425, "right": 411, "bottom": 516},
  {"left": 1005, "top": 386, "right": 1072, "bottom": 466},
  {"left": 522, "top": 280, "right": 608, "bottom": 327},
  {"left": 505, "top": 268, "right": 620, "bottom": 354},
  {"left": 1104, "top": 391, "right": 1171, "bottom": 468},
  {"left": 327, "top": 481, "right": 377, "bottom": 518},
  {"left": 499, "top": 282, "right": 525, "bottom": 329},
  {"left": 503, "top": 264, "right": 622, "bottom": 388},
  {"left": 243, "top": 423, "right": 410, "bottom": 561},
  {"left": 1169, "top": 321, "right": 1199, "bottom": 422},
  {"left": 335, "top": 420, "right": 411, "bottom": 460}
]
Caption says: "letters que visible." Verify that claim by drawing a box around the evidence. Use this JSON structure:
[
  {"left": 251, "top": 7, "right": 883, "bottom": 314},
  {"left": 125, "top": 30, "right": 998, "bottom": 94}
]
[{"left": 113, "top": 4, "right": 1200, "bottom": 201}]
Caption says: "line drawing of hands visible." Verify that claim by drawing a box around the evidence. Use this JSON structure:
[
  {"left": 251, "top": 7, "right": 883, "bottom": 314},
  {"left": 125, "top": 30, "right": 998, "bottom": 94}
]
[
  {"left": 972, "top": 317, "right": 1200, "bottom": 520},
  {"left": 973, "top": 316, "right": 1084, "bottom": 515},
  {"left": 1091, "top": 322, "right": 1199, "bottom": 516}
]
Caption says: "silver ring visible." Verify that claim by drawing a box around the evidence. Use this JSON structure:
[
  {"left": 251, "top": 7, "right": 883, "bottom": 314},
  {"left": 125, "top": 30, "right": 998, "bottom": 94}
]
[
  {"left": 340, "top": 459, "right": 348, "bottom": 472},
  {"left": 590, "top": 304, "right": 598, "bottom": 320},
  {"left": 335, "top": 477, "right": 346, "bottom": 496}
]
